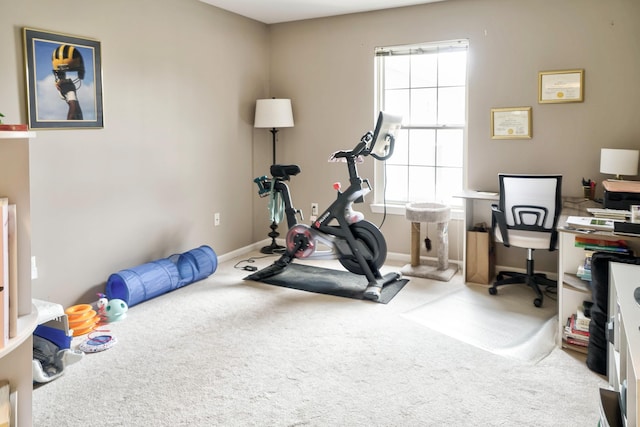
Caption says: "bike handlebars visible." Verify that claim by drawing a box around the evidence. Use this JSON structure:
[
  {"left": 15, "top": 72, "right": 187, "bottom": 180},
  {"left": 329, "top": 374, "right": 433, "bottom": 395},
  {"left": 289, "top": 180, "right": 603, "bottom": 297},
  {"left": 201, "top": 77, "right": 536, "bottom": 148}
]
[{"left": 330, "top": 112, "right": 402, "bottom": 163}]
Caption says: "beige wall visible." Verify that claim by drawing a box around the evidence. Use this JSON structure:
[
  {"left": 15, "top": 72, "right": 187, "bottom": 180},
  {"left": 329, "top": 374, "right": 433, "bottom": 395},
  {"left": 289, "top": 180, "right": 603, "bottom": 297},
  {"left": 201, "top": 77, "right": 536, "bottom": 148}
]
[
  {"left": 2, "top": 0, "right": 270, "bottom": 306},
  {"left": 267, "top": 0, "right": 640, "bottom": 272},
  {"left": 2, "top": 0, "right": 640, "bottom": 308}
]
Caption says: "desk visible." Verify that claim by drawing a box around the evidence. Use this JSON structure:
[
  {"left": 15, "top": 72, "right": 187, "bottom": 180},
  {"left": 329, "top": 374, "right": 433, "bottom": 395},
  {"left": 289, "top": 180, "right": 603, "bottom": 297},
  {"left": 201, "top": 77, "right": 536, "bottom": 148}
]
[
  {"left": 454, "top": 190, "right": 499, "bottom": 283},
  {"left": 557, "top": 218, "right": 640, "bottom": 353}
]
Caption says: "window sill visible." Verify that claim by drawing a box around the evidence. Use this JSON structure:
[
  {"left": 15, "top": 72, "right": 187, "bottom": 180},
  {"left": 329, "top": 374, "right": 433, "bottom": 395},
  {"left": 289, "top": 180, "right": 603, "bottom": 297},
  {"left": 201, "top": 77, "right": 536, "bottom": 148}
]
[{"left": 369, "top": 203, "right": 464, "bottom": 221}]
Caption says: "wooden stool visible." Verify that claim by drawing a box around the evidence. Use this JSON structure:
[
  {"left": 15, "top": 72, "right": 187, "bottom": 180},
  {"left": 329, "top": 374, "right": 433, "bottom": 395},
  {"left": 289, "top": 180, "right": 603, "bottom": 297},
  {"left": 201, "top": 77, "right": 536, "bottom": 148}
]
[{"left": 401, "top": 202, "right": 457, "bottom": 281}]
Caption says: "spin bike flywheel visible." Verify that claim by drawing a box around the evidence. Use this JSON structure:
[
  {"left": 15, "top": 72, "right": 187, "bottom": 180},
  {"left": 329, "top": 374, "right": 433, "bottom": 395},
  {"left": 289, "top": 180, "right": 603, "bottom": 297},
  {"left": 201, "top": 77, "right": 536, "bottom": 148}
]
[
  {"left": 339, "top": 220, "right": 387, "bottom": 275},
  {"left": 285, "top": 224, "right": 316, "bottom": 258}
]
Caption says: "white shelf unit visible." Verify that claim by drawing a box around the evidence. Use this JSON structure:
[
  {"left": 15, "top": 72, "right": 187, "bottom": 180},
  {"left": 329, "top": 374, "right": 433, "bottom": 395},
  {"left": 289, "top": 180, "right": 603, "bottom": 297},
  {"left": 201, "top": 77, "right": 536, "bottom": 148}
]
[
  {"left": 557, "top": 226, "right": 640, "bottom": 354},
  {"left": 0, "top": 131, "right": 37, "bottom": 426},
  {"left": 607, "top": 262, "right": 640, "bottom": 426},
  {"left": 558, "top": 227, "right": 596, "bottom": 353},
  {"left": 0, "top": 131, "right": 35, "bottom": 139}
]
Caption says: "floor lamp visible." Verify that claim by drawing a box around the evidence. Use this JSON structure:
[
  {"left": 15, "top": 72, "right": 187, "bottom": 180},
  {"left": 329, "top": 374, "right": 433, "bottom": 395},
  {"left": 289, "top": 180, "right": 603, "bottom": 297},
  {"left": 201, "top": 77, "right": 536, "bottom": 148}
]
[{"left": 254, "top": 98, "right": 294, "bottom": 254}]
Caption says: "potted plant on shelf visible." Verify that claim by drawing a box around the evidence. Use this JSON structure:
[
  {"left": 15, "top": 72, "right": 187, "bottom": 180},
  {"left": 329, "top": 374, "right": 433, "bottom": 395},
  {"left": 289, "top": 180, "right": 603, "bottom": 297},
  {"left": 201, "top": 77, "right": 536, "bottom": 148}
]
[{"left": 0, "top": 113, "right": 28, "bottom": 131}]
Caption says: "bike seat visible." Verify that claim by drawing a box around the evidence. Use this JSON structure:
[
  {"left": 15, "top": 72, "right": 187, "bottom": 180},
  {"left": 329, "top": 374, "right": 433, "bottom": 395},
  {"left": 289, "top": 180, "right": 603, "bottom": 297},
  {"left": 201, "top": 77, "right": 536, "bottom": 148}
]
[{"left": 270, "top": 164, "right": 301, "bottom": 180}]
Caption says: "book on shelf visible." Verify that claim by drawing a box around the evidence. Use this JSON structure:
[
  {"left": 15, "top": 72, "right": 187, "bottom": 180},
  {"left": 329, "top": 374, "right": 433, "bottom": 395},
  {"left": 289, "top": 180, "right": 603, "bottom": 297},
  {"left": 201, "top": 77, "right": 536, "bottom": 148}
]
[
  {"left": 0, "top": 124, "right": 27, "bottom": 132},
  {"left": 576, "top": 250, "right": 594, "bottom": 282},
  {"left": 0, "top": 380, "right": 9, "bottom": 427},
  {"left": 0, "top": 198, "right": 8, "bottom": 349},
  {"left": 7, "top": 204, "right": 17, "bottom": 339},
  {"left": 579, "top": 245, "right": 630, "bottom": 254},
  {"left": 576, "top": 265, "right": 591, "bottom": 282},
  {"left": 565, "top": 315, "right": 590, "bottom": 342},
  {"left": 574, "top": 236, "right": 630, "bottom": 254},
  {"left": 574, "top": 236, "right": 628, "bottom": 248},
  {"left": 574, "top": 236, "right": 627, "bottom": 247},
  {"left": 562, "top": 307, "right": 592, "bottom": 351},
  {"left": 570, "top": 314, "right": 589, "bottom": 337},
  {"left": 8, "top": 389, "right": 16, "bottom": 427},
  {"left": 562, "top": 321, "right": 589, "bottom": 353},
  {"left": 563, "top": 340, "right": 588, "bottom": 354},
  {"left": 565, "top": 336, "right": 589, "bottom": 348},
  {"left": 575, "top": 307, "right": 591, "bottom": 332}
]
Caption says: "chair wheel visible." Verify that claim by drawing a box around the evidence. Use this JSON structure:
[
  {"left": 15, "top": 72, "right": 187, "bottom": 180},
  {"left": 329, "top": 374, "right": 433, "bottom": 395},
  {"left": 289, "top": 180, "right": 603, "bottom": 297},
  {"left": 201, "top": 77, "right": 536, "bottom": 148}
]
[
  {"left": 488, "top": 287, "right": 497, "bottom": 295},
  {"left": 534, "top": 298, "right": 542, "bottom": 307}
]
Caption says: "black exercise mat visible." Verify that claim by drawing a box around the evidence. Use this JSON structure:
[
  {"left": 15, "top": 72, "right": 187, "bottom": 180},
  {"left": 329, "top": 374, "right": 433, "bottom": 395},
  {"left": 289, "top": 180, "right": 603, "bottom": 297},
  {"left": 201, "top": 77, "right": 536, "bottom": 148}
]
[{"left": 249, "top": 263, "right": 409, "bottom": 304}]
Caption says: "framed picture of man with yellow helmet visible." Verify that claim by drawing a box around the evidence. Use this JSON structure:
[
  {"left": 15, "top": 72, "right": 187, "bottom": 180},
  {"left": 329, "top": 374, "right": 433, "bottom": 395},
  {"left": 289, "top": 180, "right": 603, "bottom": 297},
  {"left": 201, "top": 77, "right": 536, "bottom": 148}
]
[{"left": 23, "top": 28, "right": 103, "bottom": 129}]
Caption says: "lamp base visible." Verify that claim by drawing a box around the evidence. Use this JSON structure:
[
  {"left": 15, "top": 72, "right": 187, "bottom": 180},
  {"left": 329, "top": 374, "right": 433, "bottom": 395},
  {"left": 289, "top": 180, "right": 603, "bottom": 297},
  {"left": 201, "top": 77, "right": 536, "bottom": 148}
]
[
  {"left": 260, "top": 241, "right": 285, "bottom": 254},
  {"left": 260, "top": 221, "right": 285, "bottom": 254}
]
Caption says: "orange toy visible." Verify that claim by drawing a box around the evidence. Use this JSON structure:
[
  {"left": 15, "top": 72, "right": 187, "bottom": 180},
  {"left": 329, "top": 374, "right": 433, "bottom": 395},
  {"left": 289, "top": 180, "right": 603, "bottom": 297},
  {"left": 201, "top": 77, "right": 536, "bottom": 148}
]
[{"left": 65, "top": 304, "right": 100, "bottom": 337}]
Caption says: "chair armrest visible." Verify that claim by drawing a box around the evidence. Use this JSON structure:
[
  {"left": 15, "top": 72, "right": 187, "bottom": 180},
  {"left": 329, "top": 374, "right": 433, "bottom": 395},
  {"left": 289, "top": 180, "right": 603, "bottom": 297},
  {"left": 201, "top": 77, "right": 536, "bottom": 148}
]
[{"left": 491, "top": 204, "right": 510, "bottom": 247}]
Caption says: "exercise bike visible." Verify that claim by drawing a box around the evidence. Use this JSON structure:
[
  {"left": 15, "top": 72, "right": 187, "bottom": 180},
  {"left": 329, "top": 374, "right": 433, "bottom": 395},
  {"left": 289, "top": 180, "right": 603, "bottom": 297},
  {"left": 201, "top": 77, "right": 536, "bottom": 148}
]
[{"left": 247, "top": 111, "right": 403, "bottom": 301}]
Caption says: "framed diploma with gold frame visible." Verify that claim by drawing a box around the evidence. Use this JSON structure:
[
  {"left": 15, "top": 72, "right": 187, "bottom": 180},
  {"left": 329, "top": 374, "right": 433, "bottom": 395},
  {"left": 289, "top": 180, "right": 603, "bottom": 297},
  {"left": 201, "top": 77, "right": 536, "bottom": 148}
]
[
  {"left": 491, "top": 107, "right": 532, "bottom": 139},
  {"left": 538, "top": 69, "right": 584, "bottom": 103}
]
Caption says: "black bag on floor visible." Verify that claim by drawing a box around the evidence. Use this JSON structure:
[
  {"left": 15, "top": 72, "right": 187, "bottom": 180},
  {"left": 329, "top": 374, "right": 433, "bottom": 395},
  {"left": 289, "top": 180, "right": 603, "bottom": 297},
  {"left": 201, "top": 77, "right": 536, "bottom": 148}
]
[{"left": 587, "top": 253, "right": 640, "bottom": 375}]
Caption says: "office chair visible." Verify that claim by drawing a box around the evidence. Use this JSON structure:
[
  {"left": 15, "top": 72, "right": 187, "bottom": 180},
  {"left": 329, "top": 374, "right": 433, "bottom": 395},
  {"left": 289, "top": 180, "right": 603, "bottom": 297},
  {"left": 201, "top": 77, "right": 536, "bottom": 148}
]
[{"left": 488, "top": 174, "right": 562, "bottom": 307}]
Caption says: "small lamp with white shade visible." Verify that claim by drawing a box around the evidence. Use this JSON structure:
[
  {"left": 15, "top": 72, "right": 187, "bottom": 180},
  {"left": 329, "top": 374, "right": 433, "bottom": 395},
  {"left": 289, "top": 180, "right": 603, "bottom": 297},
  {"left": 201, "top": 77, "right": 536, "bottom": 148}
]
[
  {"left": 600, "top": 148, "right": 639, "bottom": 181},
  {"left": 254, "top": 98, "right": 294, "bottom": 165}
]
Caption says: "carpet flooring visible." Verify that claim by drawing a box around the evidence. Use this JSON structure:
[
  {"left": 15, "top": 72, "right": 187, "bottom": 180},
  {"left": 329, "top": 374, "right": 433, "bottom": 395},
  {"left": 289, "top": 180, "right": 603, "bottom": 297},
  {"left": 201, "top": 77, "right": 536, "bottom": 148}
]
[{"left": 32, "top": 252, "right": 608, "bottom": 426}]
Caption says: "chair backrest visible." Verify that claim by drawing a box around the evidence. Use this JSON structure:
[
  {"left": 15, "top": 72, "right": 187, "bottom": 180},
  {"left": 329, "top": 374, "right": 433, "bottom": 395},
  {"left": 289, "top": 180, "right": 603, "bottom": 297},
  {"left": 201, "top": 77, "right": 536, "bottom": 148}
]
[{"left": 498, "top": 174, "right": 563, "bottom": 233}]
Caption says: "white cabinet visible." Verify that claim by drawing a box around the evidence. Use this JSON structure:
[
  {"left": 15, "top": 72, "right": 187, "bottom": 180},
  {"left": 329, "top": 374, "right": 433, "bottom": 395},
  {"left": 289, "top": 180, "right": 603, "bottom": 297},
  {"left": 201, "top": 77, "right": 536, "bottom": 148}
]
[
  {"left": 0, "top": 131, "right": 37, "bottom": 426},
  {"left": 606, "top": 262, "right": 640, "bottom": 426}
]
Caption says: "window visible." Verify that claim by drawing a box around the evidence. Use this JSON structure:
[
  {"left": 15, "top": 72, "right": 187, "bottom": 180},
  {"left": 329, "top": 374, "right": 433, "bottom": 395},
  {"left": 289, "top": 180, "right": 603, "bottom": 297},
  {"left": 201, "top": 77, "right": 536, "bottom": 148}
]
[{"left": 374, "top": 40, "right": 468, "bottom": 208}]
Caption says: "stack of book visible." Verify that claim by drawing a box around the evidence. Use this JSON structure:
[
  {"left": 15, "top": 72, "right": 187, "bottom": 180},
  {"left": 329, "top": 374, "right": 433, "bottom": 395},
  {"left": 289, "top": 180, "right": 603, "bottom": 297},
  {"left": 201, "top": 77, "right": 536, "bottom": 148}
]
[
  {"left": 586, "top": 207, "right": 631, "bottom": 221},
  {"left": 574, "top": 237, "right": 630, "bottom": 284},
  {"left": 574, "top": 236, "right": 630, "bottom": 254},
  {"left": 576, "top": 250, "right": 593, "bottom": 282},
  {"left": 563, "top": 307, "right": 591, "bottom": 353}
]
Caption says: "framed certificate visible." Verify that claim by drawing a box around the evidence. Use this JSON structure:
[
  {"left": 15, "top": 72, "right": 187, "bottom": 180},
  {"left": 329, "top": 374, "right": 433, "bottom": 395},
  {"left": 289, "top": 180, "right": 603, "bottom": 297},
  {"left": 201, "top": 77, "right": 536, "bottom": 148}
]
[
  {"left": 538, "top": 69, "right": 584, "bottom": 103},
  {"left": 491, "top": 107, "right": 532, "bottom": 139}
]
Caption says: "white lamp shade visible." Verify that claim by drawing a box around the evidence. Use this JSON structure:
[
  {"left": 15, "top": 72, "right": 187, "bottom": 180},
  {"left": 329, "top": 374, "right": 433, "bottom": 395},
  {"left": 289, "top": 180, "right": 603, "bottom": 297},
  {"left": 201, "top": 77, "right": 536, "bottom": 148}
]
[
  {"left": 254, "top": 99, "right": 294, "bottom": 128},
  {"left": 600, "top": 148, "right": 639, "bottom": 178}
]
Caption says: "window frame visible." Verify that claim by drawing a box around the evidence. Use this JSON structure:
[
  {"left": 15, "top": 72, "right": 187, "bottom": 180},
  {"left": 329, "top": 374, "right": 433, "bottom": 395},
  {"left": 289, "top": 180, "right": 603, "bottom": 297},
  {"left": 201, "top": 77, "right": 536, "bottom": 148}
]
[{"left": 372, "top": 39, "right": 469, "bottom": 214}]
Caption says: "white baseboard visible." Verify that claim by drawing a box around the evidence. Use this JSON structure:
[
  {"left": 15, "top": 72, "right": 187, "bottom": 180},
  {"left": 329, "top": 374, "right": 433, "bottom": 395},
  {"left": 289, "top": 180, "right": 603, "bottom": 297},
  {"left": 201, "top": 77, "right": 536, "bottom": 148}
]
[
  {"left": 217, "top": 240, "right": 271, "bottom": 263},
  {"left": 218, "top": 242, "right": 557, "bottom": 280},
  {"left": 218, "top": 240, "right": 464, "bottom": 269}
]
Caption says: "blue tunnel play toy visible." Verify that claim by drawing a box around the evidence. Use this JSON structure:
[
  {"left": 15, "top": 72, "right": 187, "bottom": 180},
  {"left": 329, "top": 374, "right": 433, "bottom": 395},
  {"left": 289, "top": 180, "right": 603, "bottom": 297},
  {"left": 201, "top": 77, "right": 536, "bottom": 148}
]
[{"left": 106, "top": 245, "right": 218, "bottom": 307}]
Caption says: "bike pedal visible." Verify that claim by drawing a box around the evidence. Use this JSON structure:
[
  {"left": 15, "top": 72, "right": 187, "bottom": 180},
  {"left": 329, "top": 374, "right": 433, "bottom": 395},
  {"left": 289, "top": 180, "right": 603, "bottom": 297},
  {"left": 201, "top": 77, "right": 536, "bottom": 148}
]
[{"left": 363, "top": 285, "right": 382, "bottom": 301}]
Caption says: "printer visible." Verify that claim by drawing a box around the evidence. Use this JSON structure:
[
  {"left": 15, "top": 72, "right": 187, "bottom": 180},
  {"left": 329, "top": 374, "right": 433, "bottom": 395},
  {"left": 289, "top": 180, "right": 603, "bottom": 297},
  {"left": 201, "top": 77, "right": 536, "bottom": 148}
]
[{"left": 602, "top": 180, "right": 640, "bottom": 210}]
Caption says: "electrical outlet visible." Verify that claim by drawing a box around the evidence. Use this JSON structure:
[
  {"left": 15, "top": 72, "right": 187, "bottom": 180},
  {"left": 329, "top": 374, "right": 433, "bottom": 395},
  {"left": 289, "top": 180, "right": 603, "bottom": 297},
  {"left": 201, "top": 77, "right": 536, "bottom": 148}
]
[
  {"left": 214, "top": 212, "right": 220, "bottom": 226},
  {"left": 311, "top": 203, "right": 319, "bottom": 216}
]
